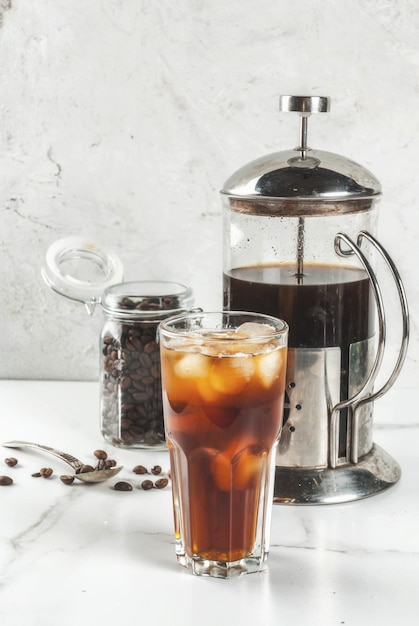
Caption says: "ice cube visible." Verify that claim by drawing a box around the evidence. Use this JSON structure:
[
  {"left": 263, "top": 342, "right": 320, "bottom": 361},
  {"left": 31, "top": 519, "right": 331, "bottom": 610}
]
[
  {"left": 210, "top": 451, "right": 232, "bottom": 491},
  {"left": 174, "top": 352, "right": 208, "bottom": 379},
  {"left": 232, "top": 447, "right": 264, "bottom": 490},
  {"left": 236, "top": 322, "right": 275, "bottom": 338},
  {"left": 198, "top": 331, "right": 241, "bottom": 357},
  {"left": 256, "top": 349, "right": 283, "bottom": 388},
  {"left": 209, "top": 356, "right": 254, "bottom": 395}
]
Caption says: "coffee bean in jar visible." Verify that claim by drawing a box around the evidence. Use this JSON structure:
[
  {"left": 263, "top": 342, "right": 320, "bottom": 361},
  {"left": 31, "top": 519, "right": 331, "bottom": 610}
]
[{"left": 100, "top": 281, "right": 194, "bottom": 449}]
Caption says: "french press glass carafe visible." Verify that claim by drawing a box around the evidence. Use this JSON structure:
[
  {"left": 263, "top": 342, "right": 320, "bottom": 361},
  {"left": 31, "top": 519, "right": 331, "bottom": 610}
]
[{"left": 222, "top": 96, "right": 409, "bottom": 504}]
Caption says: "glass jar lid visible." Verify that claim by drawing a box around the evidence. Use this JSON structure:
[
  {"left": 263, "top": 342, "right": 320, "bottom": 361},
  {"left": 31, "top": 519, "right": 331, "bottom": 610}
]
[{"left": 42, "top": 237, "right": 124, "bottom": 314}]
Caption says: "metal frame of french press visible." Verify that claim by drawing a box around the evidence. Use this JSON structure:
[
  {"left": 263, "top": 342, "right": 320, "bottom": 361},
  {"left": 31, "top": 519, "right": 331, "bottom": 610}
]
[{"left": 271, "top": 97, "right": 410, "bottom": 504}]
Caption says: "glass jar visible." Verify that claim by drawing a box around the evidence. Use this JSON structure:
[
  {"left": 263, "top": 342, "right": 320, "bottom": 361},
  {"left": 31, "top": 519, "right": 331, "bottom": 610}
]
[
  {"left": 42, "top": 237, "right": 195, "bottom": 450},
  {"left": 100, "top": 281, "right": 194, "bottom": 449}
]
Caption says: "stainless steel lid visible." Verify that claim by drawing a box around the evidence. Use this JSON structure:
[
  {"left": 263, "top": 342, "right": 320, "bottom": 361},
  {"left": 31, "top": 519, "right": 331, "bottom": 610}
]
[{"left": 221, "top": 96, "right": 381, "bottom": 216}]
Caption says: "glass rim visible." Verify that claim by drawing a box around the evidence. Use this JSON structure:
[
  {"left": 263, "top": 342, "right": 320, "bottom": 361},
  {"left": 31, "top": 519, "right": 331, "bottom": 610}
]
[{"left": 159, "top": 310, "right": 289, "bottom": 341}]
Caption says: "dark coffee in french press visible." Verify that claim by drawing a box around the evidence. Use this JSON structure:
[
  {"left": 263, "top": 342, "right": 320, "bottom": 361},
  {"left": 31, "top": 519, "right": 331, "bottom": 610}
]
[
  {"left": 222, "top": 96, "right": 409, "bottom": 504},
  {"left": 225, "top": 263, "right": 373, "bottom": 457}
]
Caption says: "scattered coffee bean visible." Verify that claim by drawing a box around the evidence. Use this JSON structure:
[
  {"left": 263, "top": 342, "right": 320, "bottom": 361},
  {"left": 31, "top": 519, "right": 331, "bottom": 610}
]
[
  {"left": 103, "top": 459, "right": 116, "bottom": 469},
  {"left": 31, "top": 472, "right": 42, "bottom": 478},
  {"left": 4, "top": 457, "right": 18, "bottom": 467},
  {"left": 60, "top": 475, "right": 75, "bottom": 485},
  {"left": 151, "top": 465, "right": 162, "bottom": 475},
  {"left": 141, "top": 479, "right": 154, "bottom": 491},
  {"left": 94, "top": 449, "right": 108, "bottom": 460},
  {"left": 40, "top": 467, "right": 53, "bottom": 478},
  {"left": 114, "top": 481, "right": 133, "bottom": 491},
  {"left": 76, "top": 465, "right": 95, "bottom": 474},
  {"left": 154, "top": 478, "right": 169, "bottom": 489},
  {"left": 133, "top": 464, "right": 148, "bottom": 475},
  {"left": 0, "top": 475, "right": 13, "bottom": 486}
]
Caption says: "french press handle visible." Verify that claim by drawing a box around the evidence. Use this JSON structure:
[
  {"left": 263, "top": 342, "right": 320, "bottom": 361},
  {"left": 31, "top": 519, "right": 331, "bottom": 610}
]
[{"left": 329, "top": 231, "right": 409, "bottom": 468}]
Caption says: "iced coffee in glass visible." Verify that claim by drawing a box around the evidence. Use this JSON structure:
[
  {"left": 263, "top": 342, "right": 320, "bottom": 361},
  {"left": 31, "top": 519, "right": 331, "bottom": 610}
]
[{"left": 159, "top": 311, "right": 288, "bottom": 578}]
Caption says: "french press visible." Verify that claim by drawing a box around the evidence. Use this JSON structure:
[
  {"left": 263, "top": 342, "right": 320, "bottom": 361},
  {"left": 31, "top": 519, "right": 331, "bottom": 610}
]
[{"left": 221, "top": 96, "right": 409, "bottom": 504}]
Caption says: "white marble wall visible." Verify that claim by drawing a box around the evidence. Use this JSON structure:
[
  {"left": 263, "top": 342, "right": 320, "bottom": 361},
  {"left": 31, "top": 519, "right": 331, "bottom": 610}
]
[{"left": 0, "top": 0, "right": 418, "bottom": 386}]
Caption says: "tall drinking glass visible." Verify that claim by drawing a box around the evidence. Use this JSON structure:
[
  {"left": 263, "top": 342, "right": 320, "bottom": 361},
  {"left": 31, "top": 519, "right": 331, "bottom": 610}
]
[{"left": 159, "top": 311, "right": 288, "bottom": 578}]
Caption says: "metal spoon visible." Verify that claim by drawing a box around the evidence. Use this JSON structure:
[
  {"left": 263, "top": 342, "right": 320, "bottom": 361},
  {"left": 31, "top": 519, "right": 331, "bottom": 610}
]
[{"left": 2, "top": 440, "right": 123, "bottom": 483}]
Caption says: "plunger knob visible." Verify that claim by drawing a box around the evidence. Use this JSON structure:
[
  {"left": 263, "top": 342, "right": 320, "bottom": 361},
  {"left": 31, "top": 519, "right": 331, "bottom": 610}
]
[{"left": 279, "top": 95, "right": 330, "bottom": 114}]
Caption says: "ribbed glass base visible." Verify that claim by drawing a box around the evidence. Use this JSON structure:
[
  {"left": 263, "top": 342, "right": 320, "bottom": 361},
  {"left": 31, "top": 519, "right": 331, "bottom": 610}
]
[{"left": 177, "top": 551, "right": 268, "bottom": 579}]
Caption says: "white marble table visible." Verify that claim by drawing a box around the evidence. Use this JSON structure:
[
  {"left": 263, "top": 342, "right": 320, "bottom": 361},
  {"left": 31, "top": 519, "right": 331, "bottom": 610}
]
[{"left": 0, "top": 380, "right": 418, "bottom": 626}]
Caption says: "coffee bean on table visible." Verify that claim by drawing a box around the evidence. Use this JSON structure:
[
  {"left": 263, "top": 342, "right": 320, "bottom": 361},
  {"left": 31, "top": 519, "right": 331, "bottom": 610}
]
[
  {"left": 0, "top": 475, "right": 13, "bottom": 486},
  {"left": 154, "top": 478, "right": 169, "bottom": 489},
  {"left": 60, "top": 475, "right": 75, "bottom": 485},
  {"left": 4, "top": 457, "right": 18, "bottom": 467},
  {"left": 114, "top": 481, "right": 133, "bottom": 491},
  {"left": 40, "top": 467, "right": 53, "bottom": 478}
]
